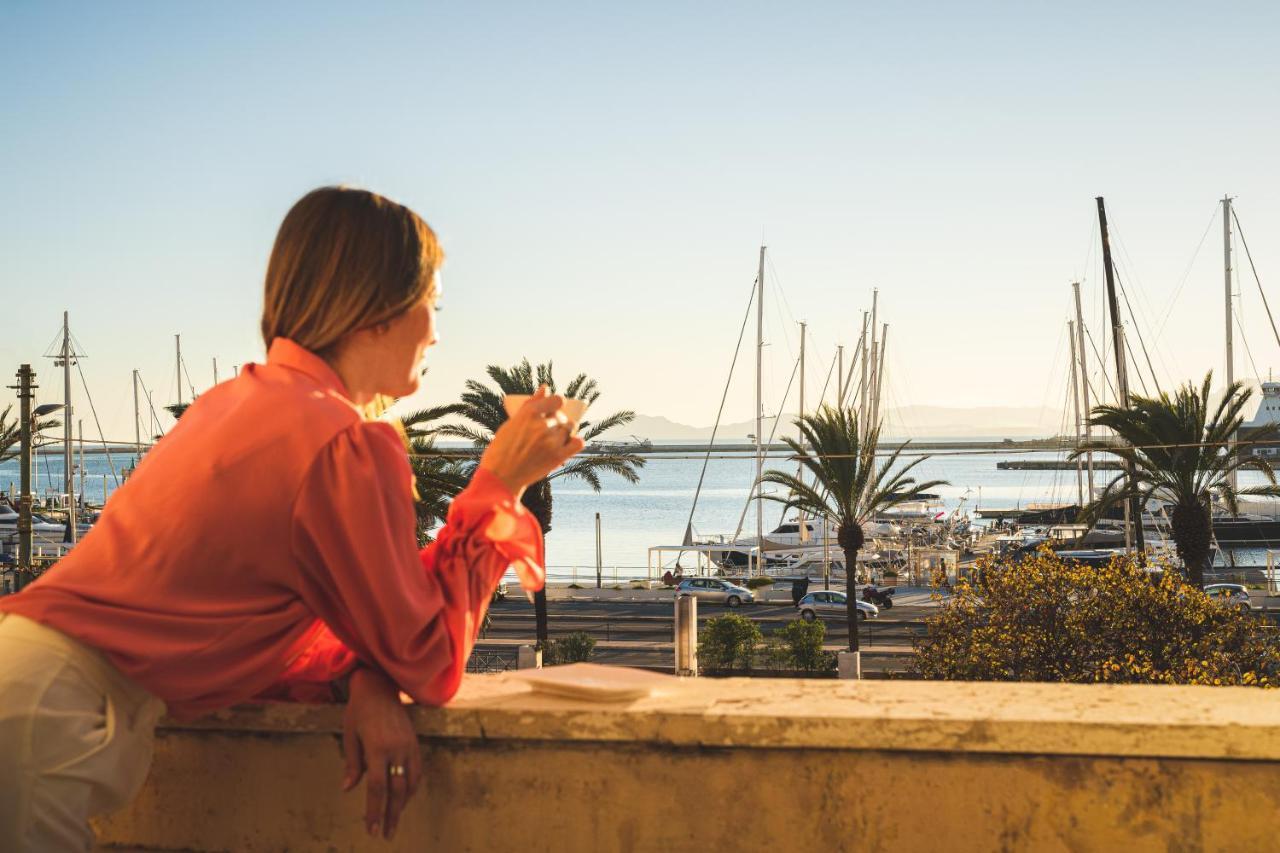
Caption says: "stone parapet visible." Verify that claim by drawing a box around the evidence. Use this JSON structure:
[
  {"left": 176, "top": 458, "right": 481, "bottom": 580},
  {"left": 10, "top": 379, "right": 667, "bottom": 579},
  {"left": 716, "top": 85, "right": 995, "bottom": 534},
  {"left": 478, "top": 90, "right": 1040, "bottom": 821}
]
[{"left": 95, "top": 675, "right": 1280, "bottom": 851}]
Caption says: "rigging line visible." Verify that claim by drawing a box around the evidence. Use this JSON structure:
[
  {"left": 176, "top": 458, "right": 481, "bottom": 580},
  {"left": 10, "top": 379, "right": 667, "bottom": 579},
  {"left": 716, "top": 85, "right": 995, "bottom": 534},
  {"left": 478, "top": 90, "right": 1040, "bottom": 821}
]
[
  {"left": 1234, "top": 302, "right": 1263, "bottom": 383},
  {"left": 1122, "top": 332, "right": 1150, "bottom": 397},
  {"left": 135, "top": 373, "right": 166, "bottom": 440},
  {"left": 180, "top": 356, "right": 198, "bottom": 404},
  {"left": 731, "top": 354, "right": 801, "bottom": 544},
  {"left": 1083, "top": 325, "right": 1120, "bottom": 401},
  {"left": 1155, "top": 203, "right": 1220, "bottom": 342},
  {"left": 1232, "top": 208, "right": 1280, "bottom": 353},
  {"left": 73, "top": 360, "right": 121, "bottom": 487},
  {"left": 681, "top": 276, "right": 757, "bottom": 544}
]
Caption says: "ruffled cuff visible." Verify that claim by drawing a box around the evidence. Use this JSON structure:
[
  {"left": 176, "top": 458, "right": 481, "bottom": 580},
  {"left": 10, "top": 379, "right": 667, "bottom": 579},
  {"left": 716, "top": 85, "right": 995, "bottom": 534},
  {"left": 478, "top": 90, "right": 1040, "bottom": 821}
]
[{"left": 444, "top": 468, "right": 546, "bottom": 594}]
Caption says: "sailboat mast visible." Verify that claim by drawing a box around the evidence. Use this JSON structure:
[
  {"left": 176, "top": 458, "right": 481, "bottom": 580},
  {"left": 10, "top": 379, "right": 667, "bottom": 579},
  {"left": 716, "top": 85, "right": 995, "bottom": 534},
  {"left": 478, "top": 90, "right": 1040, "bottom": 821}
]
[
  {"left": 1097, "top": 196, "right": 1144, "bottom": 554},
  {"left": 133, "top": 369, "right": 142, "bottom": 463},
  {"left": 1072, "top": 281, "right": 1095, "bottom": 500},
  {"left": 61, "top": 311, "right": 76, "bottom": 542},
  {"left": 1224, "top": 195, "right": 1236, "bottom": 490},
  {"left": 176, "top": 334, "right": 183, "bottom": 407},
  {"left": 869, "top": 290, "right": 879, "bottom": 424},
  {"left": 875, "top": 323, "right": 888, "bottom": 428},
  {"left": 755, "top": 245, "right": 766, "bottom": 576},
  {"left": 798, "top": 321, "right": 809, "bottom": 545},
  {"left": 837, "top": 345, "right": 845, "bottom": 406},
  {"left": 858, "top": 312, "right": 869, "bottom": 435},
  {"left": 1068, "top": 319, "right": 1085, "bottom": 509}
]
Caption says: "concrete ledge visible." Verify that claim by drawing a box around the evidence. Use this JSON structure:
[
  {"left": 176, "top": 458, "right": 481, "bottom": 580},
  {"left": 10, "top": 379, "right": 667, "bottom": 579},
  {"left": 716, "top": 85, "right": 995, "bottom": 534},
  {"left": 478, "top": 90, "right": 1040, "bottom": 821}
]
[{"left": 95, "top": 675, "right": 1280, "bottom": 851}]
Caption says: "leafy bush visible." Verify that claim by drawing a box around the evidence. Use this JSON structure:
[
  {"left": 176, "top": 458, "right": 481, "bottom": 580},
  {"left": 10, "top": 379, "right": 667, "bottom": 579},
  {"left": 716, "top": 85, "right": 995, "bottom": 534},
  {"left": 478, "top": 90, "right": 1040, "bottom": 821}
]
[
  {"left": 745, "top": 577, "right": 774, "bottom": 590},
  {"left": 773, "top": 618, "right": 833, "bottom": 672},
  {"left": 544, "top": 631, "right": 597, "bottom": 666},
  {"left": 913, "top": 548, "right": 1280, "bottom": 686},
  {"left": 699, "top": 614, "right": 762, "bottom": 671}
]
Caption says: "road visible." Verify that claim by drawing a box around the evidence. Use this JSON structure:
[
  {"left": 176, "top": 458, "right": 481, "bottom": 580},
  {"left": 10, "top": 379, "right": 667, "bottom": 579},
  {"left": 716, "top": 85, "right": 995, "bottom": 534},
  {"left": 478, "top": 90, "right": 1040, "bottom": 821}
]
[{"left": 473, "top": 598, "right": 933, "bottom": 674}]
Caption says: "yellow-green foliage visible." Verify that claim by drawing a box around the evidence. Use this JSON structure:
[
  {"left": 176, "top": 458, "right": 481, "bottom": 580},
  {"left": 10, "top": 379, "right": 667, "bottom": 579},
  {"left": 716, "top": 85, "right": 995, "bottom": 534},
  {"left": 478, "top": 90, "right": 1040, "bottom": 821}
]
[{"left": 913, "top": 547, "right": 1280, "bottom": 687}]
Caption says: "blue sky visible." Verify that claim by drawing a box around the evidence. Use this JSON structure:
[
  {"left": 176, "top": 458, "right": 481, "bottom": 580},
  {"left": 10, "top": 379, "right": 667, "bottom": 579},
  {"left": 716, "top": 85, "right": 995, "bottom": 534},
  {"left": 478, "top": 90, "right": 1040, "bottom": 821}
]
[{"left": 3, "top": 2, "right": 1279, "bottom": 440}]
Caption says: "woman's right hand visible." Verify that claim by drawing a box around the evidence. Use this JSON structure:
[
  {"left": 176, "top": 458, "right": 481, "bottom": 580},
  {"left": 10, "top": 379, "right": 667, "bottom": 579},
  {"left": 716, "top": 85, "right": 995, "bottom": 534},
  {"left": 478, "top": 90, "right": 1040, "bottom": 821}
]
[{"left": 478, "top": 385, "right": 585, "bottom": 497}]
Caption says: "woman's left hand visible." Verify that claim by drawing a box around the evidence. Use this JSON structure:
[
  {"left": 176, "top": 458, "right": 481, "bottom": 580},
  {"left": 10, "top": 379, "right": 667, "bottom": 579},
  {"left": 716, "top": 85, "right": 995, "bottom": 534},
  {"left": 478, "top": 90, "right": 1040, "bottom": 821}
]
[{"left": 341, "top": 667, "right": 423, "bottom": 840}]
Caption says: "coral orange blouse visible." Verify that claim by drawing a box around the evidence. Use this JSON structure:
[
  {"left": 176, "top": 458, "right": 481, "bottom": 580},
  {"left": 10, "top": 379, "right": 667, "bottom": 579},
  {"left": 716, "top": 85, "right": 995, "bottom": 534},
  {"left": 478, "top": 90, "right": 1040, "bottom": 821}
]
[{"left": 0, "top": 338, "right": 543, "bottom": 718}]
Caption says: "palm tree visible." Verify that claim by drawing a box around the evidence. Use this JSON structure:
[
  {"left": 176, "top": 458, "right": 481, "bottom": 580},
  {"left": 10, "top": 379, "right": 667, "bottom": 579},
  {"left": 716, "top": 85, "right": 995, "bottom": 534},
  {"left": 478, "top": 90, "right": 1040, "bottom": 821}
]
[
  {"left": 441, "top": 359, "right": 645, "bottom": 650},
  {"left": 1071, "top": 374, "right": 1280, "bottom": 588},
  {"left": 1, "top": 405, "right": 61, "bottom": 466},
  {"left": 761, "top": 405, "right": 946, "bottom": 654},
  {"left": 400, "top": 404, "right": 470, "bottom": 546}
]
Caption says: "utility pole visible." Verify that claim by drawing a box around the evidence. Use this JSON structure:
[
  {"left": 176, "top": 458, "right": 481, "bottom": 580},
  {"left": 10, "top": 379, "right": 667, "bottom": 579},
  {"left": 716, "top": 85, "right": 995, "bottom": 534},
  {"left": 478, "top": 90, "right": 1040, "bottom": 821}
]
[
  {"left": 1224, "top": 195, "right": 1237, "bottom": 491},
  {"left": 1068, "top": 320, "right": 1085, "bottom": 509},
  {"left": 1097, "top": 196, "right": 1144, "bottom": 554},
  {"left": 1072, "top": 281, "right": 1095, "bottom": 501},
  {"left": 755, "top": 245, "right": 766, "bottom": 577},
  {"left": 11, "top": 366, "right": 36, "bottom": 575}
]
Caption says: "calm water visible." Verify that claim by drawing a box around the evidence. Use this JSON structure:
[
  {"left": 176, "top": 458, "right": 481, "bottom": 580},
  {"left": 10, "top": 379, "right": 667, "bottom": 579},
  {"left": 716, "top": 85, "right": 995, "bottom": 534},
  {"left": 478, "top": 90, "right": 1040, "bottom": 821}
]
[{"left": 5, "top": 444, "right": 1274, "bottom": 577}]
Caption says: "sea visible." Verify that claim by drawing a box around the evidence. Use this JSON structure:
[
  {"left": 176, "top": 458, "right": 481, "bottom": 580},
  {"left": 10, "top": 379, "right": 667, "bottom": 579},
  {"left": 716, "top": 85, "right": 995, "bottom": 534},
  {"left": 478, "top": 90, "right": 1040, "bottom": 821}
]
[{"left": 5, "top": 440, "right": 1276, "bottom": 581}]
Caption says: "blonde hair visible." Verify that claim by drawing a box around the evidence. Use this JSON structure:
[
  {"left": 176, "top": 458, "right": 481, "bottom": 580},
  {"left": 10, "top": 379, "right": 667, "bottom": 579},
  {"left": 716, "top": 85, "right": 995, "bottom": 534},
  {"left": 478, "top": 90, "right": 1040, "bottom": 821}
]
[{"left": 260, "top": 186, "right": 443, "bottom": 356}]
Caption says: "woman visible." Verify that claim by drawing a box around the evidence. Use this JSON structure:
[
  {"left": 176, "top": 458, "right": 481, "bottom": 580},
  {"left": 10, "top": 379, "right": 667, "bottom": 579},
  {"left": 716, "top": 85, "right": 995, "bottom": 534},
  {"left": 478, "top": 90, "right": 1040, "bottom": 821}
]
[{"left": 0, "top": 187, "right": 583, "bottom": 849}]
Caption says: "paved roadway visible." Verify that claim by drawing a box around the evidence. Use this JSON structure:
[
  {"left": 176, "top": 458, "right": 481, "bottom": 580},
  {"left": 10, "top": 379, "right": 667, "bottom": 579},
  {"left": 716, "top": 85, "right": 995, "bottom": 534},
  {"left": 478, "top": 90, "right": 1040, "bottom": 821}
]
[{"left": 474, "top": 597, "right": 934, "bottom": 674}]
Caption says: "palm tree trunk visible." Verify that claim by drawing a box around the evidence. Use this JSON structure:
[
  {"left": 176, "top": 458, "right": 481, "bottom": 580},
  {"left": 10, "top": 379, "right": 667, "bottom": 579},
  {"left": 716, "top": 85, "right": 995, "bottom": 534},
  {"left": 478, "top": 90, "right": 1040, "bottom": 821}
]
[
  {"left": 844, "top": 547, "right": 860, "bottom": 653},
  {"left": 521, "top": 480, "right": 554, "bottom": 649},
  {"left": 1171, "top": 500, "right": 1212, "bottom": 589}
]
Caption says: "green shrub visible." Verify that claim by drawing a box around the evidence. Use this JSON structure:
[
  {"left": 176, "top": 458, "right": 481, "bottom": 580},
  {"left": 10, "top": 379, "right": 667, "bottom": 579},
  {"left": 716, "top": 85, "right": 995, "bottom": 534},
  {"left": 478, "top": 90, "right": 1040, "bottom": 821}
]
[
  {"left": 914, "top": 548, "right": 1280, "bottom": 686},
  {"left": 699, "top": 614, "right": 762, "bottom": 671},
  {"left": 544, "top": 631, "right": 597, "bottom": 666},
  {"left": 745, "top": 576, "right": 774, "bottom": 590},
  {"left": 774, "top": 618, "right": 832, "bottom": 671}
]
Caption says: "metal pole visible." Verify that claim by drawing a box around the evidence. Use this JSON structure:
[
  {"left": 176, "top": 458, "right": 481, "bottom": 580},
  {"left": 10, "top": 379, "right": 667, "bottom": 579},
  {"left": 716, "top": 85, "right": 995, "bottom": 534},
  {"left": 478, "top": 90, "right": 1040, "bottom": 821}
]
[
  {"left": 798, "top": 322, "right": 809, "bottom": 545},
  {"left": 837, "top": 345, "right": 844, "bottom": 407},
  {"left": 755, "top": 245, "right": 765, "bottom": 576},
  {"left": 13, "top": 366, "right": 36, "bottom": 573},
  {"left": 857, "top": 312, "right": 868, "bottom": 438},
  {"left": 176, "top": 334, "right": 183, "bottom": 407},
  {"left": 868, "top": 291, "right": 878, "bottom": 428},
  {"left": 875, "top": 323, "right": 889, "bottom": 428},
  {"left": 61, "top": 312, "right": 76, "bottom": 541},
  {"left": 1097, "top": 196, "right": 1144, "bottom": 554},
  {"left": 213, "top": 357, "right": 219, "bottom": 386},
  {"left": 1072, "top": 282, "right": 1095, "bottom": 500},
  {"left": 1224, "top": 195, "right": 1237, "bottom": 491},
  {"left": 1068, "top": 320, "right": 1085, "bottom": 509},
  {"left": 133, "top": 369, "right": 142, "bottom": 464},
  {"left": 595, "top": 512, "right": 602, "bottom": 589}
]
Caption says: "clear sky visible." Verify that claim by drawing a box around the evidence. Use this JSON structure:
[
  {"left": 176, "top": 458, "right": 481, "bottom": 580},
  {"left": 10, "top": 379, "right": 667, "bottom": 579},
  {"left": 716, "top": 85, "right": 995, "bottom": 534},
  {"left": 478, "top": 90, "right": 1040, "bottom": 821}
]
[{"left": 3, "top": 2, "right": 1279, "bottom": 442}]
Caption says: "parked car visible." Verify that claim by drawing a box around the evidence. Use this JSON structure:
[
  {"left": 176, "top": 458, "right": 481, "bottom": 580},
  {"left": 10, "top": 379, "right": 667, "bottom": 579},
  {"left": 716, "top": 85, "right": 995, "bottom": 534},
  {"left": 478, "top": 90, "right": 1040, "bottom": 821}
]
[
  {"left": 1204, "top": 583, "right": 1252, "bottom": 612},
  {"left": 676, "top": 577, "right": 754, "bottom": 607},
  {"left": 796, "top": 590, "right": 879, "bottom": 622}
]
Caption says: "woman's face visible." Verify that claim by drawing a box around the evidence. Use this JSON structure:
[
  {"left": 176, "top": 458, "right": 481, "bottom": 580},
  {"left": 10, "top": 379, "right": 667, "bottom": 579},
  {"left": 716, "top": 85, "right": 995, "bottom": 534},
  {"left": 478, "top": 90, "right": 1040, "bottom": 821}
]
[{"left": 365, "top": 283, "right": 440, "bottom": 399}]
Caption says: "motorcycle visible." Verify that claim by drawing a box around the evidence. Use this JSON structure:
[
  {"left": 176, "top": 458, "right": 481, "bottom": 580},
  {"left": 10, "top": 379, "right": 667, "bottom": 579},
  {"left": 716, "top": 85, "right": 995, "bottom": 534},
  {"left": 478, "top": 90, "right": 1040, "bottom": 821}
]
[{"left": 860, "top": 585, "right": 895, "bottom": 609}]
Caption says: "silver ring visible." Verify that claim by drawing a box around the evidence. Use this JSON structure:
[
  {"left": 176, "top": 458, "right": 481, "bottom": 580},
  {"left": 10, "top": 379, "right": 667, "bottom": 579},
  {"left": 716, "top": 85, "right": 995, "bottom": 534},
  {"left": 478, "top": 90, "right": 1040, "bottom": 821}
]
[{"left": 388, "top": 764, "right": 406, "bottom": 777}]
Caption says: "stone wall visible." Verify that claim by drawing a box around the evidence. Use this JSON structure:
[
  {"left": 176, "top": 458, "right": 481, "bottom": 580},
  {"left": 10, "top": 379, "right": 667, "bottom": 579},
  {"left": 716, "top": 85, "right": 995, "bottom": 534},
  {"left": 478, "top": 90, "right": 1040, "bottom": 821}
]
[{"left": 94, "top": 675, "right": 1280, "bottom": 852}]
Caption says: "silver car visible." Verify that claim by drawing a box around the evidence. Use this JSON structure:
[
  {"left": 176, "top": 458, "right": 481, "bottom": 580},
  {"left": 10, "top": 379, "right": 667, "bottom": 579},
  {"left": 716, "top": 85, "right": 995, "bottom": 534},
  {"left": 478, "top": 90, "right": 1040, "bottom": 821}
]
[
  {"left": 1205, "top": 583, "right": 1252, "bottom": 612},
  {"left": 676, "top": 577, "right": 754, "bottom": 607},
  {"left": 797, "top": 590, "right": 879, "bottom": 622}
]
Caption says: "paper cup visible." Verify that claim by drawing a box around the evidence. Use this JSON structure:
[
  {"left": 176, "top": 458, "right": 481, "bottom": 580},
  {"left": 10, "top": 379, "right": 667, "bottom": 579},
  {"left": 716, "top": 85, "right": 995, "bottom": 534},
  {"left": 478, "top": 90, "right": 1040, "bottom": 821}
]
[{"left": 503, "top": 394, "right": 588, "bottom": 423}]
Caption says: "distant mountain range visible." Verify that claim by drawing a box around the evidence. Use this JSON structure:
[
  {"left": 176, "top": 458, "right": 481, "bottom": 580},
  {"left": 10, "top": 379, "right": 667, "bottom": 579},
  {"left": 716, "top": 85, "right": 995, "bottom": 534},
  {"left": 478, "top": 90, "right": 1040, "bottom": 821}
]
[{"left": 601, "top": 406, "right": 1067, "bottom": 441}]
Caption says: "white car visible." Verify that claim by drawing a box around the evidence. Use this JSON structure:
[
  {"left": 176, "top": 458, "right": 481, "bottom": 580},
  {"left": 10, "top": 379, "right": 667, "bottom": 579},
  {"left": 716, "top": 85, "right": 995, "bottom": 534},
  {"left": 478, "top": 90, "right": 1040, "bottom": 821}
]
[
  {"left": 796, "top": 590, "right": 878, "bottom": 622},
  {"left": 1205, "top": 583, "right": 1252, "bottom": 612},
  {"left": 676, "top": 578, "right": 754, "bottom": 608}
]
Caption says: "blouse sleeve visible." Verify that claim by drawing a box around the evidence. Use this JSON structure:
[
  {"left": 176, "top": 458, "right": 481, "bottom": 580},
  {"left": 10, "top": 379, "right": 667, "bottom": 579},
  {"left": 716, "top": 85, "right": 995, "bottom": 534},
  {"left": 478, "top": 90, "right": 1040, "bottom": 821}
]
[{"left": 289, "top": 420, "right": 544, "bottom": 706}]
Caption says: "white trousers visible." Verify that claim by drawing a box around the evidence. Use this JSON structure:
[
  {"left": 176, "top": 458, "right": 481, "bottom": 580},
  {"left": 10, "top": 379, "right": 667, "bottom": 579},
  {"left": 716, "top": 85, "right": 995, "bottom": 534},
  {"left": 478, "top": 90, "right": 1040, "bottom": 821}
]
[{"left": 0, "top": 613, "right": 166, "bottom": 852}]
